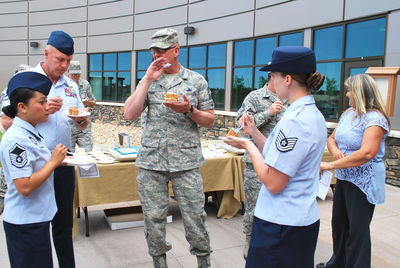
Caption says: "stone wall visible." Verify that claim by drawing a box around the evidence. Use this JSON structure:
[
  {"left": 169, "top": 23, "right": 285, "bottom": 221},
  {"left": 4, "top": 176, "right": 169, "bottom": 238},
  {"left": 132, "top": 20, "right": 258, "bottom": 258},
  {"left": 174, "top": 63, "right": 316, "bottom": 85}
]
[{"left": 93, "top": 104, "right": 400, "bottom": 186}]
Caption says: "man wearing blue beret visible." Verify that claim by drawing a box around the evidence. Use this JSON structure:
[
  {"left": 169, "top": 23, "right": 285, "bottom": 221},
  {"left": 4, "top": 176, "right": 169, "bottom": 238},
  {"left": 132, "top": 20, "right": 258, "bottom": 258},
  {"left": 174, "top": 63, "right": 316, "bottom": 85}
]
[{"left": 1, "top": 31, "right": 88, "bottom": 268}]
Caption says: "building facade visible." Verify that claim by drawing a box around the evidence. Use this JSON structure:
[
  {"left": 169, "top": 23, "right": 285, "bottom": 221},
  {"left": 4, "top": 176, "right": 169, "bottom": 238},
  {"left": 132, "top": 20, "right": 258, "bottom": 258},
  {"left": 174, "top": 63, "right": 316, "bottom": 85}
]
[{"left": 1, "top": 0, "right": 400, "bottom": 183}]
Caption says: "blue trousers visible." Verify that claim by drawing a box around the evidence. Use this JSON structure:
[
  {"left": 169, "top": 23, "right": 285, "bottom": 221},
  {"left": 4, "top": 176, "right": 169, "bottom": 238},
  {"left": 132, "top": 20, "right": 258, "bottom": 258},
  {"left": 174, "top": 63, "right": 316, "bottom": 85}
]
[
  {"left": 246, "top": 216, "right": 319, "bottom": 268},
  {"left": 52, "top": 166, "right": 76, "bottom": 268},
  {"left": 3, "top": 221, "right": 53, "bottom": 268}
]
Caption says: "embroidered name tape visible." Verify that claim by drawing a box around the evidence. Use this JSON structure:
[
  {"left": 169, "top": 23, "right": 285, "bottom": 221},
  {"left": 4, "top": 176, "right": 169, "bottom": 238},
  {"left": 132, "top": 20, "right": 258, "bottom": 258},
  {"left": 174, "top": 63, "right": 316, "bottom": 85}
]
[
  {"left": 9, "top": 143, "right": 28, "bottom": 168},
  {"left": 275, "top": 130, "right": 298, "bottom": 152}
]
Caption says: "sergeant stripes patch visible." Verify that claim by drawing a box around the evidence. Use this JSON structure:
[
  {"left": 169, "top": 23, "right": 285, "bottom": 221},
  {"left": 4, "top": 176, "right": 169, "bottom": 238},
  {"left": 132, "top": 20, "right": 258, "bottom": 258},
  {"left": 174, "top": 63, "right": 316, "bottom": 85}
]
[{"left": 275, "top": 130, "right": 298, "bottom": 152}]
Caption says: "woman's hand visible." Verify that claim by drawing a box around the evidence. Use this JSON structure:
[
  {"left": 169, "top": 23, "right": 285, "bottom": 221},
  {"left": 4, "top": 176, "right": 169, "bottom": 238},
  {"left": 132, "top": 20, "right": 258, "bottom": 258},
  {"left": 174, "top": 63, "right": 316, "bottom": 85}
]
[
  {"left": 332, "top": 148, "right": 345, "bottom": 160},
  {"left": 320, "top": 161, "right": 334, "bottom": 173},
  {"left": 241, "top": 113, "right": 257, "bottom": 136},
  {"left": 51, "top": 144, "right": 68, "bottom": 166},
  {"left": 223, "top": 136, "right": 251, "bottom": 150}
]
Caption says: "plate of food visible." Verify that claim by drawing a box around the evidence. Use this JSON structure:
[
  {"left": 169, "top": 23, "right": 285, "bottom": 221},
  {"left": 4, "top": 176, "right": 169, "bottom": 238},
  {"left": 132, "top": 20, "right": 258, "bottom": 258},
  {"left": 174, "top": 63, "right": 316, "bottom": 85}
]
[
  {"left": 63, "top": 155, "right": 96, "bottom": 166},
  {"left": 163, "top": 93, "right": 181, "bottom": 103},
  {"left": 63, "top": 107, "right": 91, "bottom": 118}
]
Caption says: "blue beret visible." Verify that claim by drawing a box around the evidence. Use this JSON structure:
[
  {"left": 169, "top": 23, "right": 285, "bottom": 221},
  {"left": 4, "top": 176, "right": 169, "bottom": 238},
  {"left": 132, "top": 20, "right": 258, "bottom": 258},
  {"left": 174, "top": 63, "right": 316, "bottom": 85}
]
[
  {"left": 7, "top": 72, "right": 52, "bottom": 97},
  {"left": 47, "top": 31, "right": 74, "bottom": 55},
  {"left": 260, "top": 46, "right": 316, "bottom": 73}
]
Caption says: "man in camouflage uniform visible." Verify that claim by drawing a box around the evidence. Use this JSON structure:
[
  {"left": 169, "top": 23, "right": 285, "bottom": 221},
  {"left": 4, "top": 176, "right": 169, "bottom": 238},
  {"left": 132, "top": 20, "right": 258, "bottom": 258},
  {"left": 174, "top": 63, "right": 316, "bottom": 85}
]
[
  {"left": 0, "top": 64, "right": 31, "bottom": 214},
  {"left": 124, "top": 28, "right": 214, "bottom": 268},
  {"left": 68, "top": 61, "right": 96, "bottom": 152},
  {"left": 236, "top": 74, "right": 288, "bottom": 259}
]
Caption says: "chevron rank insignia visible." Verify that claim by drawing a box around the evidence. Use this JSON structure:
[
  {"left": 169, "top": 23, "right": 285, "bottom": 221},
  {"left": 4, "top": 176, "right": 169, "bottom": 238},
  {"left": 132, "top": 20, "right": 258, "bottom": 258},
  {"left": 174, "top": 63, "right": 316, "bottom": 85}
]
[
  {"left": 275, "top": 130, "right": 298, "bottom": 152},
  {"left": 9, "top": 143, "right": 28, "bottom": 168}
]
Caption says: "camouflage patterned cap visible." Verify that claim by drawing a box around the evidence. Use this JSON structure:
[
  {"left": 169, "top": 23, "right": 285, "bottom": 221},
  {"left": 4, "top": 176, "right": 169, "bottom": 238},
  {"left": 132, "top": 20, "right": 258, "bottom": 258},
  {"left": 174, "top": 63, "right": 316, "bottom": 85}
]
[
  {"left": 69, "top": 60, "right": 82, "bottom": 74},
  {"left": 149, "top": 28, "right": 179, "bottom": 49}
]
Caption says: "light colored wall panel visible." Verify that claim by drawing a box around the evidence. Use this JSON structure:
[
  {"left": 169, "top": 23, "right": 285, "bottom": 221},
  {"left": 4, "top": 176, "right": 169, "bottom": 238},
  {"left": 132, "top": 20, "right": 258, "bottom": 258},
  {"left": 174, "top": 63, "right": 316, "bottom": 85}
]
[
  {"left": 134, "top": 5, "right": 187, "bottom": 31},
  {"left": 135, "top": 0, "right": 186, "bottom": 14},
  {"left": 385, "top": 10, "right": 400, "bottom": 130},
  {"left": 88, "top": 16, "right": 133, "bottom": 36},
  {"left": 30, "top": 22, "right": 87, "bottom": 39},
  {"left": 188, "top": 12, "right": 254, "bottom": 45},
  {"left": 28, "top": 55, "right": 45, "bottom": 68},
  {"left": 30, "top": 7, "right": 86, "bottom": 25},
  {"left": 189, "top": 0, "right": 253, "bottom": 22},
  {"left": 345, "top": 0, "right": 400, "bottom": 20},
  {"left": 255, "top": 0, "right": 343, "bottom": 36},
  {"left": 0, "top": 1, "right": 27, "bottom": 13},
  {"left": 134, "top": 26, "right": 186, "bottom": 50},
  {"left": 0, "top": 27, "right": 27, "bottom": 41},
  {"left": 256, "top": 0, "right": 291, "bottom": 9},
  {"left": 88, "top": 0, "right": 133, "bottom": 20},
  {"left": 71, "top": 37, "right": 87, "bottom": 54},
  {"left": 89, "top": 0, "right": 121, "bottom": 5},
  {"left": 0, "top": 56, "right": 29, "bottom": 90},
  {"left": 0, "top": 41, "right": 27, "bottom": 55},
  {"left": 88, "top": 33, "right": 132, "bottom": 52},
  {"left": 0, "top": 13, "right": 27, "bottom": 27},
  {"left": 29, "top": 0, "right": 86, "bottom": 11}
]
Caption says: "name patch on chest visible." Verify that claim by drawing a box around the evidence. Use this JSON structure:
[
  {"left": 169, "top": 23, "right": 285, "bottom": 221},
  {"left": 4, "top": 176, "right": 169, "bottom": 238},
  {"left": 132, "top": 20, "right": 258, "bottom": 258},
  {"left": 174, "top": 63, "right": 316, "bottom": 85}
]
[
  {"left": 9, "top": 143, "right": 28, "bottom": 168},
  {"left": 275, "top": 130, "right": 298, "bottom": 152}
]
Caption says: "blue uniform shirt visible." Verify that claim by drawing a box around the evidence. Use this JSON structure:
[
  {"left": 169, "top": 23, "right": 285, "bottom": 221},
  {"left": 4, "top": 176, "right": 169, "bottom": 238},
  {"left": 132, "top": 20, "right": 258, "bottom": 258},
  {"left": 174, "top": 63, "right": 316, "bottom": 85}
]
[
  {"left": 0, "top": 117, "right": 57, "bottom": 224},
  {"left": 254, "top": 95, "right": 326, "bottom": 226},
  {"left": 32, "top": 63, "right": 84, "bottom": 150}
]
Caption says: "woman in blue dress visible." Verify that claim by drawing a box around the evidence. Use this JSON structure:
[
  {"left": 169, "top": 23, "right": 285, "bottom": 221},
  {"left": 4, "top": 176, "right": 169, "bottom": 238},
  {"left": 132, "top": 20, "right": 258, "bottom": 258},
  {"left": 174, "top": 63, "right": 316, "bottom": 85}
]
[
  {"left": 317, "top": 74, "right": 390, "bottom": 268},
  {"left": 0, "top": 71, "right": 68, "bottom": 268},
  {"left": 225, "top": 46, "right": 326, "bottom": 268}
]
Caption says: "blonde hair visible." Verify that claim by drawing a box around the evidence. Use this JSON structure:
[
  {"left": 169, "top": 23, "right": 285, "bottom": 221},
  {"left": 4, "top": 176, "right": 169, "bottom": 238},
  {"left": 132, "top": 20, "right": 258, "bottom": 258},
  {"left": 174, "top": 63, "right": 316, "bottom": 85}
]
[{"left": 345, "top": 74, "right": 390, "bottom": 128}]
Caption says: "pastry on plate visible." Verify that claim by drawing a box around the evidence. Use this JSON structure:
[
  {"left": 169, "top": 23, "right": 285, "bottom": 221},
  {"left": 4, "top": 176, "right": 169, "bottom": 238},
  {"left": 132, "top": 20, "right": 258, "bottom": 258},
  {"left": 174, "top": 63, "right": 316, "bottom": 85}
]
[
  {"left": 226, "top": 128, "right": 239, "bottom": 137},
  {"left": 164, "top": 93, "right": 179, "bottom": 102},
  {"left": 69, "top": 106, "right": 79, "bottom": 116}
]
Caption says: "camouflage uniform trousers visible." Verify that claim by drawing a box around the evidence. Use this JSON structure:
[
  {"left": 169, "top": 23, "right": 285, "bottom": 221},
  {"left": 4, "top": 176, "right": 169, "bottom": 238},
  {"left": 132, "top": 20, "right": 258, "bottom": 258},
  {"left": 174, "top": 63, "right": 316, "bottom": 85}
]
[
  {"left": 137, "top": 168, "right": 211, "bottom": 258},
  {"left": 243, "top": 162, "right": 262, "bottom": 237},
  {"left": 0, "top": 167, "right": 6, "bottom": 214},
  {"left": 71, "top": 121, "right": 93, "bottom": 152}
]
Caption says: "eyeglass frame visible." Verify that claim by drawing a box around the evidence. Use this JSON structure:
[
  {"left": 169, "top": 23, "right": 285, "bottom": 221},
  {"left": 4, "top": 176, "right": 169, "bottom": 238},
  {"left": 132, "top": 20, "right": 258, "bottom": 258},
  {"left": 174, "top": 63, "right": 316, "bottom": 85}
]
[{"left": 150, "top": 46, "right": 176, "bottom": 55}]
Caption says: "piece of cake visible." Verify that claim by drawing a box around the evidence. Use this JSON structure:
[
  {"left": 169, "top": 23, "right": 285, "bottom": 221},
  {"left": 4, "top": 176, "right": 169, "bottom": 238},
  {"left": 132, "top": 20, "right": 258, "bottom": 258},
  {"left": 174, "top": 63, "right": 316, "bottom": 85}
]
[
  {"left": 164, "top": 93, "right": 179, "bottom": 102},
  {"left": 69, "top": 106, "right": 79, "bottom": 115},
  {"left": 226, "top": 128, "right": 239, "bottom": 137}
]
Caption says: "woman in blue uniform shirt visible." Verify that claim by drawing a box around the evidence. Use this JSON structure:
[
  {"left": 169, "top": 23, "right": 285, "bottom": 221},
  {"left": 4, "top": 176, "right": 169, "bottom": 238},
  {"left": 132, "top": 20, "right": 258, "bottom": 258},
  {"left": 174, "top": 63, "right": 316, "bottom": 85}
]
[
  {"left": 0, "top": 71, "right": 68, "bottom": 268},
  {"left": 317, "top": 74, "right": 389, "bottom": 268},
  {"left": 225, "top": 46, "right": 326, "bottom": 268}
]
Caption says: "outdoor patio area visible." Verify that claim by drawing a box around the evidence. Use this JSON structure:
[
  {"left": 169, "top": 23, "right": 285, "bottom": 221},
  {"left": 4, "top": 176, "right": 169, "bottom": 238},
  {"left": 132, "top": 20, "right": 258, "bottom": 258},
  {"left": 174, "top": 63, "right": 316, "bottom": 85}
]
[{"left": 1, "top": 184, "right": 399, "bottom": 268}]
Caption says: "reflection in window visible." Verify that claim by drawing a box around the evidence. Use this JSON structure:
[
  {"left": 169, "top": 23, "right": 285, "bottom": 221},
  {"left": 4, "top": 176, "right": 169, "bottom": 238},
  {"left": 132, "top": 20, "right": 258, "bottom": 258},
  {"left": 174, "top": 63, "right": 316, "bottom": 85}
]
[
  {"left": 349, "top": 68, "right": 367, "bottom": 76},
  {"left": 208, "top": 43, "right": 226, "bottom": 67},
  {"left": 255, "top": 37, "right": 276, "bottom": 65},
  {"left": 314, "top": 26, "right": 343, "bottom": 60},
  {"left": 346, "top": 17, "right": 386, "bottom": 58},
  {"left": 232, "top": 68, "right": 253, "bottom": 111},
  {"left": 208, "top": 69, "right": 225, "bottom": 109},
  {"left": 279, "top": 32, "right": 303, "bottom": 46},
  {"left": 189, "top": 46, "right": 206, "bottom": 69},
  {"left": 179, "top": 47, "right": 188, "bottom": 67},
  {"left": 88, "top": 52, "right": 131, "bottom": 103},
  {"left": 234, "top": 40, "right": 253, "bottom": 66},
  {"left": 315, "top": 62, "right": 341, "bottom": 119}
]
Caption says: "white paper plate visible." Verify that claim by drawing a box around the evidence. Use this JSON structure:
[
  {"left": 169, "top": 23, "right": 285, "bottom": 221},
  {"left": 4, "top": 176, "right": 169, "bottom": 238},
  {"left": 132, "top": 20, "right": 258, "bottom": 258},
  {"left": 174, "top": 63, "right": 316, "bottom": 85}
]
[
  {"left": 63, "top": 156, "right": 96, "bottom": 166},
  {"left": 218, "top": 137, "right": 233, "bottom": 141},
  {"left": 162, "top": 100, "right": 181, "bottom": 104},
  {"left": 63, "top": 109, "right": 91, "bottom": 118}
]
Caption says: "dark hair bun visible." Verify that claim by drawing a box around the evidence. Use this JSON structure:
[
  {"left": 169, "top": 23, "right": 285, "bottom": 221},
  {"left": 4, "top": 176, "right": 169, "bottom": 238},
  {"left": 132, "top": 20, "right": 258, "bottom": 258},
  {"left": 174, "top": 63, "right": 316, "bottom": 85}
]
[
  {"left": 306, "top": 72, "right": 325, "bottom": 91},
  {"left": 2, "top": 105, "right": 17, "bottom": 118}
]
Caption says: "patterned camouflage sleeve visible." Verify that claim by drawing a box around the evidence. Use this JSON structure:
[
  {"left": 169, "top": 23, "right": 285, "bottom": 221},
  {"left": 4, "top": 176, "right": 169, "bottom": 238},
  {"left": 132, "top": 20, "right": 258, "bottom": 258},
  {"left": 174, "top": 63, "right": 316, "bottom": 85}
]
[
  {"left": 196, "top": 76, "right": 214, "bottom": 111},
  {"left": 236, "top": 91, "right": 271, "bottom": 128},
  {"left": 86, "top": 82, "right": 96, "bottom": 101}
]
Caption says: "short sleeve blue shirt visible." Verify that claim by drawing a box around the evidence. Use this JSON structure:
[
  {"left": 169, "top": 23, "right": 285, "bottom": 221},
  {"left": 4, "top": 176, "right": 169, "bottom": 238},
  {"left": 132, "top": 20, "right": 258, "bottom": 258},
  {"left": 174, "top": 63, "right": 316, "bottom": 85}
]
[
  {"left": 334, "top": 109, "right": 389, "bottom": 204},
  {"left": 0, "top": 117, "right": 57, "bottom": 224},
  {"left": 32, "top": 63, "right": 84, "bottom": 151},
  {"left": 254, "top": 95, "right": 327, "bottom": 226}
]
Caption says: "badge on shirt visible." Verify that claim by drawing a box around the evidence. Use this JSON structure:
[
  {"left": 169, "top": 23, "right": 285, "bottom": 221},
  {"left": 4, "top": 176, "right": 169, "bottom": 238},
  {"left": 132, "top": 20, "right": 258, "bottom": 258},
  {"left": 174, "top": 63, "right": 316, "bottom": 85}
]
[
  {"left": 64, "top": 87, "right": 77, "bottom": 98},
  {"left": 9, "top": 143, "right": 28, "bottom": 168},
  {"left": 275, "top": 130, "right": 298, "bottom": 152}
]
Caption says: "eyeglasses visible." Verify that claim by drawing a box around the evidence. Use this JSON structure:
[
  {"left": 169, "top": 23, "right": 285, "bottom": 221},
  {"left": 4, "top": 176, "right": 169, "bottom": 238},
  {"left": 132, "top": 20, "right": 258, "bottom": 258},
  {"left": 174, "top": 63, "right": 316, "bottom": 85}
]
[{"left": 150, "top": 46, "right": 175, "bottom": 54}]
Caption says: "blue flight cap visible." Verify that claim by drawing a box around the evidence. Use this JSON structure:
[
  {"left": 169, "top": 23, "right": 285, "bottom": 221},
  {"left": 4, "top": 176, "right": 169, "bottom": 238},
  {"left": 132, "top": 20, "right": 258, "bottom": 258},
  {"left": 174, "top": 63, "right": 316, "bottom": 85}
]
[
  {"left": 260, "top": 46, "right": 316, "bottom": 73},
  {"left": 47, "top": 31, "right": 74, "bottom": 55},
  {"left": 7, "top": 72, "right": 52, "bottom": 97}
]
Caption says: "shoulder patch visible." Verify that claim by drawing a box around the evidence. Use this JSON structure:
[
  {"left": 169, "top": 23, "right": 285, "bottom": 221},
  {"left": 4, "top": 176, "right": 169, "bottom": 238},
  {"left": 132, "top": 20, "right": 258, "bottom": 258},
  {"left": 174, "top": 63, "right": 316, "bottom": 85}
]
[
  {"left": 275, "top": 130, "right": 298, "bottom": 152},
  {"left": 9, "top": 143, "right": 28, "bottom": 168}
]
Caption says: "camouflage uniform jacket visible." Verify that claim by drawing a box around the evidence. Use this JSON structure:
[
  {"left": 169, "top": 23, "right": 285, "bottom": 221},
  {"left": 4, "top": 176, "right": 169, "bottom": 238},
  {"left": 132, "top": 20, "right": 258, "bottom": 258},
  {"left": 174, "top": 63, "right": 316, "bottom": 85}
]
[
  {"left": 236, "top": 86, "right": 288, "bottom": 163},
  {"left": 136, "top": 66, "right": 215, "bottom": 172},
  {"left": 71, "top": 78, "right": 96, "bottom": 135}
]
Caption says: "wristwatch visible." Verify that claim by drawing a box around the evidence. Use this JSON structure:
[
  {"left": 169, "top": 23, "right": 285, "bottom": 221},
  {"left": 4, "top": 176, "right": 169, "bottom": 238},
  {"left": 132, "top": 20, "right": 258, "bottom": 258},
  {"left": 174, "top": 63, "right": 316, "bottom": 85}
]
[{"left": 184, "top": 105, "right": 194, "bottom": 117}]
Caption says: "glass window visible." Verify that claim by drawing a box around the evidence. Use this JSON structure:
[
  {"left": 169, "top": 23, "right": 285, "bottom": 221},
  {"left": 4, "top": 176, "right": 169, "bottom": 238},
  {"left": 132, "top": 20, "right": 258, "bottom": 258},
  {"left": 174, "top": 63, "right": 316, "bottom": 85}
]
[
  {"left": 137, "top": 51, "right": 152, "bottom": 71},
  {"left": 189, "top": 46, "right": 206, "bottom": 69},
  {"left": 88, "top": 52, "right": 131, "bottom": 103},
  {"left": 350, "top": 67, "right": 367, "bottom": 76},
  {"left": 255, "top": 37, "right": 276, "bottom": 65},
  {"left": 89, "top": 54, "right": 102, "bottom": 71},
  {"left": 231, "top": 68, "right": 253, "bottom": 111},
  {"left": 254, "top": 69, "right": 268, "bottom": 89},
  {"left": 208, "top": 69, "right": 225, "bottom": 109},
  {"left": 279, "top": 32, "right": 303, "bottom": 46},
  {"left": 208, "top": 43, "right": 226, "bottom": 68},
  {"left": 346, "top": 17, "right": 386, "bottom": 58},
  {"left": 314, "top": 26, "right": 343, "bottom": 60},
  {"left": 234, "top": 40, "right": 253, "bottom": 66},
  {"left": 104, "top": 53, "right": 116, "bottom": 71},
  {"left": 179, "top": 47, "right": 188, "bottom": 67},
  {"left": 315, "top": 62, "right": 342, "bottom": 119}
]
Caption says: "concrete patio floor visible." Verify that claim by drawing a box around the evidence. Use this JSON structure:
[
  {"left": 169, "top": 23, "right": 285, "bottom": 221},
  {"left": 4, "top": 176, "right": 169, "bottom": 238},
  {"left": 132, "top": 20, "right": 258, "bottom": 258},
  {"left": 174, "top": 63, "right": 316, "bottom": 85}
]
[{"left": 1, "top": 184, "right": 399, "bottom": 267}]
